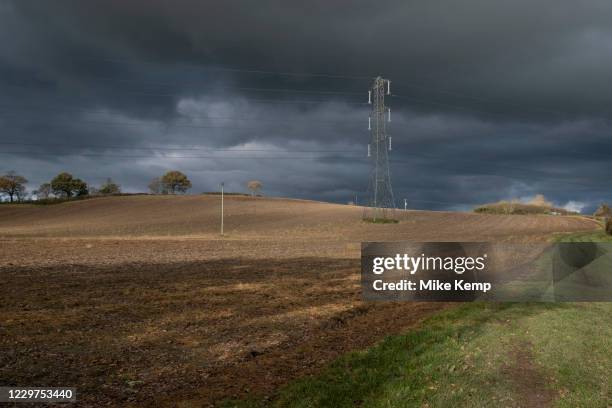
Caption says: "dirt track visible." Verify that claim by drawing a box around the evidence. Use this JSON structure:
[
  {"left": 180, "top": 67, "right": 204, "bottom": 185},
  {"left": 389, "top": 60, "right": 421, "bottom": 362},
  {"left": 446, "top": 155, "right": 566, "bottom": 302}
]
[{"left": 0, "top": 196, "right": 599, "bottom": 406}]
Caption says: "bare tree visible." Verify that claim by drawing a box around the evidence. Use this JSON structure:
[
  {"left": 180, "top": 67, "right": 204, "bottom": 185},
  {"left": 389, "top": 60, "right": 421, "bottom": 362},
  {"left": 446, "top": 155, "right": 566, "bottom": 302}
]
[
  {"left": 247, "top": 180, "right": 262, "bottom": 197},
  {"left": 0, "top": 171, "right": 28, "bottom": 202},
  {"left": 36, "top": 183, "right": 52, "bottom": 199},
  {"left": 148, "top": 177, "right": 164, "bottom": 194}
]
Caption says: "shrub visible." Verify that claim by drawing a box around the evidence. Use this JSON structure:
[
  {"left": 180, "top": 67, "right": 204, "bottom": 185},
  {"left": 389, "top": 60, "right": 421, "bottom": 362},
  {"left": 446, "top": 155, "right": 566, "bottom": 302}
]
[
  {"left": 363, "top": 217, "right": 399, "bottom": 224},
  {"left": 98, "top": 178, "right": 121, "bottom": 195},
  {"left": 594, "top": 203, "right": 612, "bottom": 218},
  {"left": 474, "top": 201, "right": 547, "bottom": 215},
  {"left": 606, "top": 218, "right": 612, "bottom": 236},
  {"left": 474, "top": 200, "right": 573, "bottom": 215}
]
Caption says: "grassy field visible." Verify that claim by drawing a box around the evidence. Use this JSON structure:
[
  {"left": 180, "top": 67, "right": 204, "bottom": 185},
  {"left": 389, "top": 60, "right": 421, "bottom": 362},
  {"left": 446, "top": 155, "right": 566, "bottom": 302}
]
[
  {"left": 261, "top": 303, "right": 611, "bottom": 408},
  {"left": 555, "top": 230, "right": 612, "bottom": 242},
  {"left": 225, "top": 231, "right": 612, "bottom": 408}
]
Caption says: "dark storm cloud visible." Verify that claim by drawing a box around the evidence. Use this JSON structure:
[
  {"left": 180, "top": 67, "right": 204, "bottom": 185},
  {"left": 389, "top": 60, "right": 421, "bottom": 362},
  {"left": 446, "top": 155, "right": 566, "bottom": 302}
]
[{"left": 1, "top": 0, "right": 611, "bottom": 212}]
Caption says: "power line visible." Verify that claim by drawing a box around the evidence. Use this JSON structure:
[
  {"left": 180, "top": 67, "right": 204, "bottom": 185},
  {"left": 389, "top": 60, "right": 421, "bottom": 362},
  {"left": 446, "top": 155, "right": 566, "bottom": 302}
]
[
  {"left": 0, "top": 104, "right": 365, "bottom": 126},
  {"left": 390, "top": 167, "right": 604, "bottom": 191},
  {"left": 0, "top": 151, "right": 359, "bottom": 159},
  {"left": 2, "top": 140, "right": 610, "bottom": 172},
  {"left": 0, "top": 81, "right": 364, "bottom": 98},
  {"left": 83, "top": 77, "right": 366, "bottom": 96},
  {"left": 6, "top": 53, "right": 611, "bottom": 124},
  {"left": 2, "top": 90, "right": 607, "bottom": 130},
  {"left": 71, "top": 56, "right": 597, "bottom": 118},
  {"left": 1, "top": 60, "right": 609, "bottom": 206},
  {"left": 3, "top": 81, "right": 605, "bottom": 124},
  {"left": 391, "top": 80, "right": 565, "bottom": 117},
  {"left": 1, "top": 149, "right": 609, "bottom": 190},
  {"left": 0, "top": 83, "right": 370, "bottom": 108},
  {"left": 0, "top": 141, "right": 363, "bottom": 154},
  {"left": 0, "top": 113, "right": 365, "bottom": 131},
  {"left": 389, "top": 94, "right": 566, "bottom": 122},
  {"left": 14, "top": 61, "right": 600, "bottom": 121},
  {"left": 0, "top": 86, "right": 576, "bottom": 124},
  {"left": 5, "top": 73, "right": 574, "bottom": 121},
  {"left": 0, "top": 82, "right": 573, "bottom": 123},
  {"left": 75, "top": 56, "right": 374, "bottom": 80},
  {"left": 1, "top": 150, "right": 606, "bottom": 192}
]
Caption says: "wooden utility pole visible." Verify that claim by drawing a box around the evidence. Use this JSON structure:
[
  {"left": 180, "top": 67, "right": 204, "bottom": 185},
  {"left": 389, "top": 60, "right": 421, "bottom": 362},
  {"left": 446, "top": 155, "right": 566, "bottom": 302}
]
[{"left": 220, "top": 182, "right": 224, "bottom": 236}]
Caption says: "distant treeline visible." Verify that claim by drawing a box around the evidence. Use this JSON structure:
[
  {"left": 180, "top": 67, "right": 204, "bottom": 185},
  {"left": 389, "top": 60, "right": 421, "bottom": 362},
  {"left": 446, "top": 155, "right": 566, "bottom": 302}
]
[
  {"left": 0, "top": 169, "right": 264, "bottom": 204},
  {"left": 0, "top": 193, "right": 150, "bottom": 206}
]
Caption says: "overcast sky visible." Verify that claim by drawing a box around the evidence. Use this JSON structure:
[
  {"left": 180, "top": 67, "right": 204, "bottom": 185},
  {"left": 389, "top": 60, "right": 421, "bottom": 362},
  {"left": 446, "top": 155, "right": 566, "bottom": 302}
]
[{"left": 1, "top": 0, "right": 611, "bottom": 212}]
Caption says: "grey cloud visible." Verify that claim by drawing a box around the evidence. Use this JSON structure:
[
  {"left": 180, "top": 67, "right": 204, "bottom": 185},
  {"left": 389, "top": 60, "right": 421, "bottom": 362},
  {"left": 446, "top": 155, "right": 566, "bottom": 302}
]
[{"left": 1, "top": 1, "right": 611, "bottom": 213}]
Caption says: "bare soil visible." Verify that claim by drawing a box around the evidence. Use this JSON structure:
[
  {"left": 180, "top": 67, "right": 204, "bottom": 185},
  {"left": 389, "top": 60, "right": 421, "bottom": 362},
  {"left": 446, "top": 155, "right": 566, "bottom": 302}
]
[
  {"left": 0, "top": 196, "right": 598, "bottom": 406},
  {"left": 502, "top": 340, "right": 556, "bottom": 407}
]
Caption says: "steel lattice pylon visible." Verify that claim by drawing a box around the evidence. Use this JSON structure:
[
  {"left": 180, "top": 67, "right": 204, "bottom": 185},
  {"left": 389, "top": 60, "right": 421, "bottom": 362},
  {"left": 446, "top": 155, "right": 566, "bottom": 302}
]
[{"left": 364, "top": 76, "right": 395, "bottom": 220}]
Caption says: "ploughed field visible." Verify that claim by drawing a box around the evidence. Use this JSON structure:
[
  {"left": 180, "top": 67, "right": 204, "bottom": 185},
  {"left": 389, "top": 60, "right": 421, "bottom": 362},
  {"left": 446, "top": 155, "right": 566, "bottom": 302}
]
[{"left": 0, "top": 196, "right": 598, "bottom": 406}]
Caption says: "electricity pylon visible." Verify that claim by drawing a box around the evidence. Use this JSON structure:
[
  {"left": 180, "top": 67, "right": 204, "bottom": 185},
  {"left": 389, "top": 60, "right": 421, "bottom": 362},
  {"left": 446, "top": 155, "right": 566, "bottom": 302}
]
[{"left": 364, "top": 76, "right": 395, "bottom": 220}]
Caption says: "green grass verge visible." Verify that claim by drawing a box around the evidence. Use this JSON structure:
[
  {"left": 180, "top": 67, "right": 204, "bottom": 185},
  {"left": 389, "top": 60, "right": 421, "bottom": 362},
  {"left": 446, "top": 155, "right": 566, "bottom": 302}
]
[
  {"left": 224, "top": 302, "right": 611, "bottom": 407},
  {"left": 223, "top": 232, "right": 612, "bottom": 408},
  {"left": 555, "top": 230, "right": 612, "bottom": 242}
]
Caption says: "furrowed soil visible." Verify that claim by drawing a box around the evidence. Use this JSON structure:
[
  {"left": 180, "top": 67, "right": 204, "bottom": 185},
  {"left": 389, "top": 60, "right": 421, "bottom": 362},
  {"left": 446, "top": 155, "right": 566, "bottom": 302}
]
[{"left": 0, "top": 195, "right": 599, "bottom": 406}]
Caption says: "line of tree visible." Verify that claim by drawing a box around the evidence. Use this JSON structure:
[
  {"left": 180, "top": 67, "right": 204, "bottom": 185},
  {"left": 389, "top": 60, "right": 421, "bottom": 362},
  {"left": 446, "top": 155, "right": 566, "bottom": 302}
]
[
  {"left": 1, "top": 170, "right": 262, "bottom": 202},
  {"left": 0, "top": 171, "right": 123, "bottom": 202}
]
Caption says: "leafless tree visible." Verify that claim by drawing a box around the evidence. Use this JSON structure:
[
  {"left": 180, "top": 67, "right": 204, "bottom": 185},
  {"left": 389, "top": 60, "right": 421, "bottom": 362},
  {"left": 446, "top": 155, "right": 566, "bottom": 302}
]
[
  {"left": 148, "top": 177, "right": 165, "bottom": 194},
  {"left": 0, "top": 171, "right": 28, "bottom": 202},
  {"left": 36, "top": 183, "right": 52, "bottom": 199},
  {"left": 247, "top": 180, "right": 262, "bottom": 196}
]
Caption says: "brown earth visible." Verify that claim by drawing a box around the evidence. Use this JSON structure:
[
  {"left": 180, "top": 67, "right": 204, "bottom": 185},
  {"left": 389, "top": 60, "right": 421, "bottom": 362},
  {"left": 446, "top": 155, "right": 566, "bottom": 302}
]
[
  {"left": 0, "top": 196, "right": 599, "bottom": 406},
  {"left": 502, "top": 340, "right": 556, "bottom": 407}
]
